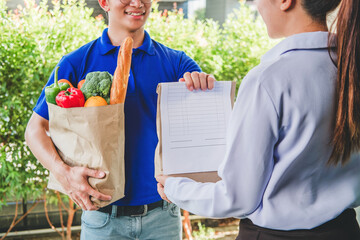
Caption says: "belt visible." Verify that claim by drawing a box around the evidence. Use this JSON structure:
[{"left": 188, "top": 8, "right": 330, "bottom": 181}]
[{"left": 97, "top": 200, "right": 164, "bottom": 217}]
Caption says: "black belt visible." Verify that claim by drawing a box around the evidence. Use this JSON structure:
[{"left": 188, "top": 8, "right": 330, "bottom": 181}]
[{"left": 97, "top": 200, "right": 164, "bottom": 217}]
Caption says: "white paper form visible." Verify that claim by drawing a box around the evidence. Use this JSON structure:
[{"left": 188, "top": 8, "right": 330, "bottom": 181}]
[{"left": 160, "top": 81, "right": 233, "bottom": 175}]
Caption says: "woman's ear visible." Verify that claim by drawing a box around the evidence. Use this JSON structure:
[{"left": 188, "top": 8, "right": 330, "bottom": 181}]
[
  {"left": 280, "top": 0, "right": 294, "bottom": 11},
  {"left": 98, "top": 0, "right": 110, "bottom": 12}
]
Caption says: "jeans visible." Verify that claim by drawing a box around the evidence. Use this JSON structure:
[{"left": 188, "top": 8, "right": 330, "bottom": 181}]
[{"left": 80, "top": 201, "right": 182, "bottom": 240}]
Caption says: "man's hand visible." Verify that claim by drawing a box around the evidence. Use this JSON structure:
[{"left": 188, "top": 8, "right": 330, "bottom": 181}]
[
  {"left": 156, "top": 175, "right": 171, "bottom": 203},
  {"left": 57, "top": 165, "right": 112, "bottom": 211},
  {"left": 180, "top": 72, "right": 216, "bottom": 91}
]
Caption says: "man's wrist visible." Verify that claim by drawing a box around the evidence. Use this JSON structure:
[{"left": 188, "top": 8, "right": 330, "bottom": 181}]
[{"left": 51, "top": 159, "right": 71, "bottom": 178}]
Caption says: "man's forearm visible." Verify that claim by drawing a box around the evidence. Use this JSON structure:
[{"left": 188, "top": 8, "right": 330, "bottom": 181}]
[{"left": 25, "top": 113, "right": 69, "bottom": 177}]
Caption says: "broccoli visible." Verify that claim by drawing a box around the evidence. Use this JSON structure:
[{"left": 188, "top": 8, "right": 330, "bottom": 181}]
[{"left": 81, "top": 71, "right": 113, "bottom": 103}]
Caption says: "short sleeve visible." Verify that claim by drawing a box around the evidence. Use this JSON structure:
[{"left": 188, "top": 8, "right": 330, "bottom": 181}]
[{"left": 176, "top": 51, "right": 202, "bottom": 80}]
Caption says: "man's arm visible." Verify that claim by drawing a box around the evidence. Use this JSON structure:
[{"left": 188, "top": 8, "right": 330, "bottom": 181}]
[{"left": 25, "top": 112, "right": 111, "bottom": 210}]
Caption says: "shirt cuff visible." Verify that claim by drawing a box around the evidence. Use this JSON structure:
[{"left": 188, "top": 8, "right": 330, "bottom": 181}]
[{"left": 164, "top": 176, "right": 194, "bottom": 203}]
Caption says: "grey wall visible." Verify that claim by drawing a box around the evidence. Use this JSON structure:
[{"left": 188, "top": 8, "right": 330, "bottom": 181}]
[
  {"left": 205, "top": 0, "right": 225, "bottom": 23},
  {"left": 6, "top": 0, "right": 26, "bottom": 10},
  {"left": 205, "top": 0, "right": 243, "bottom": 24}
]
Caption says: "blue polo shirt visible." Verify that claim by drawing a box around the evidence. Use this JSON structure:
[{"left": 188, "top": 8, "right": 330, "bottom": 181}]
[{"left": 33, "top": 28, "right": 201, "bottom": 206}]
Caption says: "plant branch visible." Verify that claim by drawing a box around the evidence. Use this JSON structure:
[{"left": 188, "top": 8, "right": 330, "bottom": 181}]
[
  {"left": 182, "top": 210, "right": 193, "bottom": 240},
  {"left": 0, "top": 201, "right": 18, "bottom": 240},
  {"left": 56, "top": 192, "right": 65, "bottom": 233},
  {"left": 66, "top": 197, "right": 78, "bottom": 240},
  {"left": 14, "top": 201, "right": 40, "bottom": 226},
  {"left": 43, "top": 193, "right": 65, "bottom": 239},
  {"left": 57, "top": 191, "right": 69, "bottom": 212},
  {"left": 1, "top": 200, "right": 41, "bottom": 240}
]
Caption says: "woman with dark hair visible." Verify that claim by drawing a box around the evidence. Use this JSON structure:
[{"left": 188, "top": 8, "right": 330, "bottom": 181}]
[{"left": 157, "top": 0, "right": 360, "bottom": 239}]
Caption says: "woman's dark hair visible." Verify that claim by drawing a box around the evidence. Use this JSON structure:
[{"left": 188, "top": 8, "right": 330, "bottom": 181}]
[
  {"left": 303, "top": 0, "right": 360, "bottom": 165},
  {"left": 301, "top": 0, "right": 341, "bottom": 23}
]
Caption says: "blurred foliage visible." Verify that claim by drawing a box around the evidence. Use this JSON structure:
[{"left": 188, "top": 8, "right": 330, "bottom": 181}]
[
  {"left": 147, "top": 1, "right": 274, "bottom": 87},
  {"left": 192, "top": 221, "right": 216, "bottom": 240},
  {"left": 0, "top": 0, "right": 106, "bottom": 208},
  {"left": 194, "top": 7, "right": 205, "bottom": 20},
  {"left": 146, "top": 5, "right": 223, "bottom": 79},
  {"left": 0, "top": 0, "right": 274, "bottom": 207}
]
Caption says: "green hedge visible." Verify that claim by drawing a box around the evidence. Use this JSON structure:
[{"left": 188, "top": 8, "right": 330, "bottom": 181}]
[
  {"left": 0, "top": 0, "right": 273, "bottom": 207},
  {"left": 147, "top": 3, "right": 273, "bottom": 87}
]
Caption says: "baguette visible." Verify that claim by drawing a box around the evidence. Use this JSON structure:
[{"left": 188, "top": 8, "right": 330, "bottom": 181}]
[{"left": 110, "top": 37, "right": 134, "bottom": 104}]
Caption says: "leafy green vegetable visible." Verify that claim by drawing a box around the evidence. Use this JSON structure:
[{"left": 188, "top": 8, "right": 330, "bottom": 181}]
[{"left": 81, "top": 71, "right": 113, "bottom": 103}]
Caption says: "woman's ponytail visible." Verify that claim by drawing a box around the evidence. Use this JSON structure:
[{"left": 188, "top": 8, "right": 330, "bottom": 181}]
[{"left": 329, "top": 0, "right": 360, "bottom": 165}]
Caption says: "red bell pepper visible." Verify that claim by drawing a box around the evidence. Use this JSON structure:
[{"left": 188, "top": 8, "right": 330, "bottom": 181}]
[{"left": 55, "top": 87, "right": 85, "bottom": 108}]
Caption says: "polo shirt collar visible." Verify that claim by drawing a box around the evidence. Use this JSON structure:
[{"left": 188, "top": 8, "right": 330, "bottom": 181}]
[
  {"left": 136, "top": 31, "right": 155, "bottom": 55},
  {"left": 99, "top": 28, "right": 116, "bottom": 55},
  {"left": 261, "top": 31, "right": 334, "bottom": 62},
  {"left": 99, "top": 28, "right": 155, "bottom": 56}
]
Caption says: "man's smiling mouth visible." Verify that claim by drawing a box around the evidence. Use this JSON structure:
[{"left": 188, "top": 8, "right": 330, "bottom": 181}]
[{"left": 125, "top": 11, "right": 145, "bottom": 16}]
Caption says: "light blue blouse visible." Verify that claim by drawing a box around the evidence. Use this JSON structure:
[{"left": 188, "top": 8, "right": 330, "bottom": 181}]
[{"left": 164, "top": 32, "right": 360, "bottom": 230}]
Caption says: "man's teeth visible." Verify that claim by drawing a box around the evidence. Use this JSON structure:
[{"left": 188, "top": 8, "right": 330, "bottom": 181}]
[{"left": 127, "top": 12, "right": 144, "bottom": 16}]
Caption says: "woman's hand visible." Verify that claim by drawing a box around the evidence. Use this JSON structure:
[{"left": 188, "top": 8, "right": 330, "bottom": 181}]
[
  {"left": 180, "top": 72, "right": 216, "bottom": 91},
  {"left": 156, "top": 174, "right": 172, "bottom": 203}
]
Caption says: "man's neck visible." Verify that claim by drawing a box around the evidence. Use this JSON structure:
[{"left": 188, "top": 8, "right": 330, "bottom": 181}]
[{"left": 107, "top": 26, "right": 145, "bottom": 48}]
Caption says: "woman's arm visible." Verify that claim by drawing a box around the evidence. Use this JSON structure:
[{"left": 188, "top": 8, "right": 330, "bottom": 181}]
[{"left": 158, "top": 77, "right": 278, "bottom": 218}]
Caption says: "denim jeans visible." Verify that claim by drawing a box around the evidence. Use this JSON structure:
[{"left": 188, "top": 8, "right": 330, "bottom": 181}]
[{"left": 80, "top": 201, "right": 182, "bottom": 240}]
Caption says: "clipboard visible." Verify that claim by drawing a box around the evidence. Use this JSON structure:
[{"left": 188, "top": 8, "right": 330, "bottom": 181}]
[{"left": 154, "top": 81, "right": 236, "bottom": 183}]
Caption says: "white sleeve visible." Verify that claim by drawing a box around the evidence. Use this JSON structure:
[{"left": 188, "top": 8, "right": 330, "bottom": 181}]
[{"left": 164, "top": 77, "right": 279, "bottom": 218}]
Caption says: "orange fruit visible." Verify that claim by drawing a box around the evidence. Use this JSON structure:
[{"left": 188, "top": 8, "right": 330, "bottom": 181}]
[
  {"left": 78, "top": 79, "right": 85, "bottom": 89},
  {"left": 59, "top": 79, "right": 74, "bottom": 88},
  {"left": 84, "top": 96, "right": 108, "bottom": 107}
]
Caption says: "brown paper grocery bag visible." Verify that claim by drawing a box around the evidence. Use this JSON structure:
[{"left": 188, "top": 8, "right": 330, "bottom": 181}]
[
  {"left": 47, "top": 103, "right": 125, "bottom": 208},
  {"left": 154, "top": 81, "right": 236, "bottom": 183}
]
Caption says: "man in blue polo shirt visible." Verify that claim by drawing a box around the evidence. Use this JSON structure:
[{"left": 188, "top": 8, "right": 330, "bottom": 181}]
[{"left": 25, "top": 0, "right": 215, "bottom": 239}]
